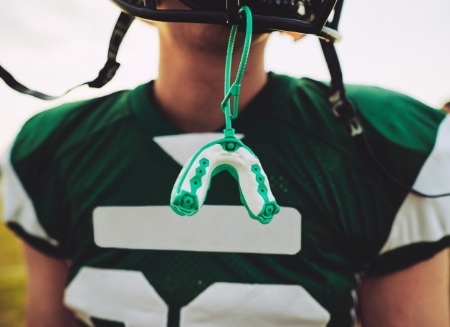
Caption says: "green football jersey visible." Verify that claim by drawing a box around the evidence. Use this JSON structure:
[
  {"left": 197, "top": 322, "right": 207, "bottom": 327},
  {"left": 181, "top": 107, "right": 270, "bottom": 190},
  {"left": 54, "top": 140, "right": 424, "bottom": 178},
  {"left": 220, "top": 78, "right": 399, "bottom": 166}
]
[{"left": 2, "top": 72, "right": 450, "bottom": 327}]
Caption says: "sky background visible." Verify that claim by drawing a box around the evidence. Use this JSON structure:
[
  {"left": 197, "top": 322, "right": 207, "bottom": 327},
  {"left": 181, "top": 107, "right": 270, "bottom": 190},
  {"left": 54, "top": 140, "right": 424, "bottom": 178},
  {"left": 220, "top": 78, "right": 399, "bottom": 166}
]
[{"left": 1, "top": 0, "right": 449, "bottom": 152}]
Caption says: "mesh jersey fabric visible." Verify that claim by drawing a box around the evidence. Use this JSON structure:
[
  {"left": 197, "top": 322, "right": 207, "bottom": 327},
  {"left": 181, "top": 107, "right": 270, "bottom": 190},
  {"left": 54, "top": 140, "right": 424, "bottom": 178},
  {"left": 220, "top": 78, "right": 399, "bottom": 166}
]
[{"left": 2, "top": 72, "right": 450, "bottom": 327}]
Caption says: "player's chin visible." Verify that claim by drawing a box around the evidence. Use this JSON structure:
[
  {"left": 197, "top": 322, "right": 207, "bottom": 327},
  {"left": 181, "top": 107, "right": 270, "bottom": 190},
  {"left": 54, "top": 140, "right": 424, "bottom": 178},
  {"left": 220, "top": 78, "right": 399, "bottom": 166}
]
[{"left": 175, "top": 21, "right": 270, "bottom": 54}]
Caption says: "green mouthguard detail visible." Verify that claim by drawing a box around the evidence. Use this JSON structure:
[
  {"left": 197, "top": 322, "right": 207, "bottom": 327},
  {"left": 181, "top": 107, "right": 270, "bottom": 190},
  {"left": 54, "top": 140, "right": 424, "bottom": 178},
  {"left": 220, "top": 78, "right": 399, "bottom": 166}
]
[
  {"left": 170, "top": 6, "right": 280, "bottom": 224},
  {"left": 190, "top": 158, "right": 210, "bottom": 193}
]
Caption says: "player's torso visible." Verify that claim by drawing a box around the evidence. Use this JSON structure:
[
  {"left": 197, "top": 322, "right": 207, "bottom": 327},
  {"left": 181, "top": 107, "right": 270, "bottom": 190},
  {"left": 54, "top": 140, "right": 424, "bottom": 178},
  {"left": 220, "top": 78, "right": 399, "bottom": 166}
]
[
  {"left": 7, "top": 74, "right": 446, "bottom": 327},
  {"left": 59, "top": 116, "right": 392, "bottom": 327}
]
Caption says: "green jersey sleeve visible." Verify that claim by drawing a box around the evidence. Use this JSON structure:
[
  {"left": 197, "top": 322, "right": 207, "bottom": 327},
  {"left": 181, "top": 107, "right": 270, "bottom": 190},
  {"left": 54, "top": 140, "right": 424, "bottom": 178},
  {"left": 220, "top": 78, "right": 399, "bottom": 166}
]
[
  {"left": 1, "top": 100, "right": 94, "bottom": 257},
  {"left": 1, "top": 92, "right": 128, "bottom": 258},
  {"left": 346, "top": 85, "right": 450, "bottom": 275}
]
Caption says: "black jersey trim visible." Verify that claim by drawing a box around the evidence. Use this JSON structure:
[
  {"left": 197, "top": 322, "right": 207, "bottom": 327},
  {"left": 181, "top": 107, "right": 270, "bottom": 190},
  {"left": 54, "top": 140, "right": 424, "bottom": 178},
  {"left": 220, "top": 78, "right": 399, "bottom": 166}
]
[
  {"left": 365, "top": 236, "right": 450, "bottom": 276},
  {"left": 7, "top": 222, "right": 66, "bottom": 259}
]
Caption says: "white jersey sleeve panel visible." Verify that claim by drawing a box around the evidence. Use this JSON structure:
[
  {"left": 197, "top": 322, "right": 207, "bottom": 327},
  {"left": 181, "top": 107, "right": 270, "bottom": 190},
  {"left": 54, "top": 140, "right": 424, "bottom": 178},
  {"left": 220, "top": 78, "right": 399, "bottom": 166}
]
[{"left": 380, "top": 116, "right": 450, "bottom": 255}]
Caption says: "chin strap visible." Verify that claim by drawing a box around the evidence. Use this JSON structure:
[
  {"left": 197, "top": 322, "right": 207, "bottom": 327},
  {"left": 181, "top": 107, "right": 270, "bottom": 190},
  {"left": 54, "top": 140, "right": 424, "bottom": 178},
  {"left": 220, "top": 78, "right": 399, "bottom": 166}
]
[
  {"left": 170, "top": 6, "right": 280, "bottom": 224},
  {"left": 0, "top": 11, "right": 134, "bottom": 100},
  {"left": 320, "top": 39, "right": 363, "bottom": 137}
]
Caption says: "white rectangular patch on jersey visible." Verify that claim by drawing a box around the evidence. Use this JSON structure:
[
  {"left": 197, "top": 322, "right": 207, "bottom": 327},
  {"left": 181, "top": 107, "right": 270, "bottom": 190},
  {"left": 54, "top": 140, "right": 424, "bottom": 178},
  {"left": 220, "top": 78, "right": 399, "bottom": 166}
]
[{"left": 93, "top": 205, "right": 301, "bottom": 255}]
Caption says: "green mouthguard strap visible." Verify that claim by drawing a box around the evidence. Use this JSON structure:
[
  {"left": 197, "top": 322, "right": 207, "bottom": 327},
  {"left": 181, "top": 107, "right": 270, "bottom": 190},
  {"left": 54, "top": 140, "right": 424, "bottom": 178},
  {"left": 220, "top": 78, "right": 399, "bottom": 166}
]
[
  {"left": 221, "top": 6, "right": 252, "bottom": 138},
  {"left": 170, "top": 6, "right": 280, "bottom": 224}
]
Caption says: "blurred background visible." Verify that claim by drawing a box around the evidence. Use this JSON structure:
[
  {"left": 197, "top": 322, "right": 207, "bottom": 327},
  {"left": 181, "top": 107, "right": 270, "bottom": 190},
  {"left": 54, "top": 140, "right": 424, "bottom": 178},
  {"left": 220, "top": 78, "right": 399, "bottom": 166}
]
[{"left": 1, "top": 0, "right": 450, "bottom": 326}]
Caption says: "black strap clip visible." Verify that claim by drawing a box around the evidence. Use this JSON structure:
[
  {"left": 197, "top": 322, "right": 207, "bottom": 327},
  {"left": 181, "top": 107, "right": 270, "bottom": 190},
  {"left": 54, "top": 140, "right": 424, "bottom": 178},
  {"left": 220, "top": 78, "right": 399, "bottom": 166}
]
[{"left": 329, "top": 90, "right": 363, "bottom": 137}]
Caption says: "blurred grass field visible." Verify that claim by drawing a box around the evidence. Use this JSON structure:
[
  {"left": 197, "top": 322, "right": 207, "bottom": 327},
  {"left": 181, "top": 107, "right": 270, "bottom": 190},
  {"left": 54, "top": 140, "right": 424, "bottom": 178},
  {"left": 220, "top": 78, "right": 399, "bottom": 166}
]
[{"left": 0, "top": 198, "right": 26, "bottom": 327}]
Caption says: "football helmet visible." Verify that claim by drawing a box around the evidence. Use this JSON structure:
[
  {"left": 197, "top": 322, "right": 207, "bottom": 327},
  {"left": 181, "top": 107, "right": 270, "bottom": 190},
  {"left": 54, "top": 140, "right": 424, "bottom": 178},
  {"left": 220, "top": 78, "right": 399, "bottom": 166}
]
[{"left": 111, "top": 0, "right": 342, "bottom": 41}]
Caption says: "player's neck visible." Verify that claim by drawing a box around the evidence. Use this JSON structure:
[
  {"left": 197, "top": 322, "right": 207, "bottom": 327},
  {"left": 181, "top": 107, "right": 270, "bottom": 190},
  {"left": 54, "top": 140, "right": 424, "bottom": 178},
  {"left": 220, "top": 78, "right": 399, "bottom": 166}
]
[{"left": 153, "top": 36, "right": 269, "bottom": 133}]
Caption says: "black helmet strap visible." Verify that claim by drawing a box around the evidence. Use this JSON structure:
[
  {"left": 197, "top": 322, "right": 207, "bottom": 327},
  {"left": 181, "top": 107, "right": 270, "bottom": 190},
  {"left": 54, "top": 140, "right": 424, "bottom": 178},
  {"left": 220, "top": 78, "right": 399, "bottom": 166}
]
[
  {"left": 320, "top": 39, "right": 363, "bottom": 137},
  {"left": 0, "top": 11, "right": 135, "bottom": 100}
]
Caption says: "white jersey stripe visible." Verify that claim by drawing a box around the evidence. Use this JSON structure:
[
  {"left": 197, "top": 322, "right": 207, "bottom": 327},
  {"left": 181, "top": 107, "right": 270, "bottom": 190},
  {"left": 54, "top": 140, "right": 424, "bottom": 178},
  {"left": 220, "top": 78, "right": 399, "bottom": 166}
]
[
  {"left": 380, "top": 116, "right": 450, "bottom": 254},
  {"left": 412, "top": 115, "right": 450, "bottom": 194},
  {"left": 93, "top": 205, "right": 301, "bottom": 255}
]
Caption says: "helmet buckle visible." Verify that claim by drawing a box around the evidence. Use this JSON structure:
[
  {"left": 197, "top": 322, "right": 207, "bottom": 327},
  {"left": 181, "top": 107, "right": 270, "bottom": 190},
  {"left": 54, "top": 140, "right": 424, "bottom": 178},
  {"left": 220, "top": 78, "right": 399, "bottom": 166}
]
[{"left": 329, "top": 90, "right": 363, "bottom": 136}]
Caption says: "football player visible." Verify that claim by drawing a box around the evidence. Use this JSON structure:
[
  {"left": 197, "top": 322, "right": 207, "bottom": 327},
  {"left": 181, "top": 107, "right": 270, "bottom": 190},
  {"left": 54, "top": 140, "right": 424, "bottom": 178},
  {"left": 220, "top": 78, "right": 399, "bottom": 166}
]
[{"left": 1, "top": 1, "right": 449, "bottom": 326}]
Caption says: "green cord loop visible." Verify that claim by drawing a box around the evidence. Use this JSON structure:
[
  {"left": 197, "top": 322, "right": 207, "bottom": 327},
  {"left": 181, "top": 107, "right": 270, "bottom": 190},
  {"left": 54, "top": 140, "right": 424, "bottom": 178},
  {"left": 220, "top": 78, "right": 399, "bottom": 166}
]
[{"left": 221, "top": 6, "right": 253, "bottom": 136}]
